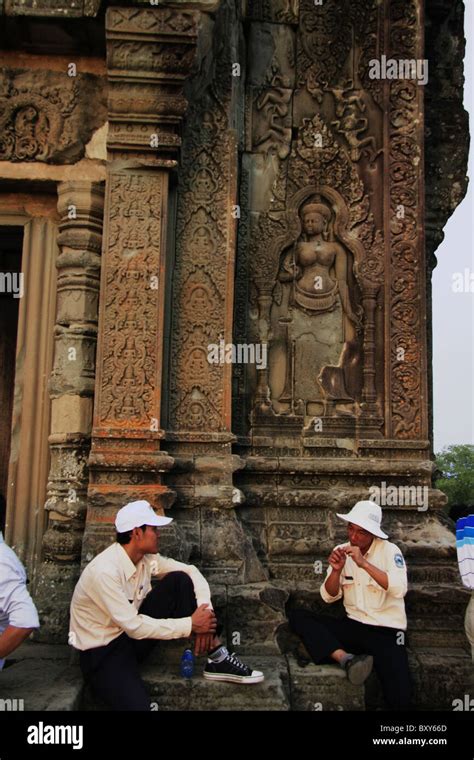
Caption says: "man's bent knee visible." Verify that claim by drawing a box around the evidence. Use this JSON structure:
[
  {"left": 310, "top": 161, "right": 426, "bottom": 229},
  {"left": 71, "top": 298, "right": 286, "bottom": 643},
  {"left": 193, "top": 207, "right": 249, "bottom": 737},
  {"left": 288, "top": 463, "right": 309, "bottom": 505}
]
[
  {"left": 288, "top": 608, "right": 313, "bottom": 633},
  {"left": 159, "top": 571, "right": 193, "bottom": 589}
]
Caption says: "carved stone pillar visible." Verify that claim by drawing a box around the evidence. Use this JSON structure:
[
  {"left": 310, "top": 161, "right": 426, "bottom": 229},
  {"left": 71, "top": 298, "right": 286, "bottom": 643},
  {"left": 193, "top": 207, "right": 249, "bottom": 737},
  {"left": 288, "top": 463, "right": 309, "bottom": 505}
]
[
  {"left": 35, "top": 181, "right": 104, "bottom": 641},
  {"left": 81, "top": 7, "right": 200, "bottom": 562},
  {"left": 166, "top": 0, "right": 266, "bottom": 584}
]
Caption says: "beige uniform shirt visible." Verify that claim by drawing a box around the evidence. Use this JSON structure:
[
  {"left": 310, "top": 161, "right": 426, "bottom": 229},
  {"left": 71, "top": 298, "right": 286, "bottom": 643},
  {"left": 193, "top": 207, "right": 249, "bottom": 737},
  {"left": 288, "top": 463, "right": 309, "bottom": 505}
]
[
  {"left": 69, "top": 543, "right": 212, "bottom": 651},
  {"left": 320, "top": 538, "right": 408, "bottom": 630}
]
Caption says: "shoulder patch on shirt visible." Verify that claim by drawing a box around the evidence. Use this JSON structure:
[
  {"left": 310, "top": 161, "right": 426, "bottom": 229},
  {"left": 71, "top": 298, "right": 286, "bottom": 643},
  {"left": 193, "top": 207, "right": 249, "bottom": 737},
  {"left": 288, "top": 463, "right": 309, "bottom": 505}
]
[{"left": 394, "top": 553, "right": 405, "bottom": 568}]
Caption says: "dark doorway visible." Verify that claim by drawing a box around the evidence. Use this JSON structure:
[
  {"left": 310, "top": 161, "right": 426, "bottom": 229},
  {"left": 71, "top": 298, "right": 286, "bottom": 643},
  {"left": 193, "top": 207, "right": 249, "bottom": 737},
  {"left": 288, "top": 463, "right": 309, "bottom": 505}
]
[{"left": 0, "top": 226, "right": 23, "bottom": 507}]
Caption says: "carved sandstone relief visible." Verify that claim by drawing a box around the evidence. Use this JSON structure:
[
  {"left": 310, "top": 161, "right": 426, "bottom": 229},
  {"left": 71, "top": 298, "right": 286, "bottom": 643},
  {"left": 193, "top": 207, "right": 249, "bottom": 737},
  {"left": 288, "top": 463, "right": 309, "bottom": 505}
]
[
  {"left": 96, "top": 172, "right": 163, "bottom": 429},
  {"left": 168, "top": 0, "right": 239, "bottom": 437},
  {"left": 270, "top": 197, "right": 362, "bottom": 415},
  {"left": 0, "top": 70, "right": 107, "bottom": 163},
  {"left": 388, "top": 0, "right": 427, "bottom": 440},
  {"left": 86, "top": 7, "right": 199, "bottom": 547},
  {"left": 245, "top": 0, "right": 299, "bottom": 25},
  {"left": 249, "top": 77, "right": 293, "bottom": 160},
  {"left": 246, "top": 114, "right": 384, "bottom": 434},
  {"left": 235, "top": 0, "right": 427, "bottom": 444}
]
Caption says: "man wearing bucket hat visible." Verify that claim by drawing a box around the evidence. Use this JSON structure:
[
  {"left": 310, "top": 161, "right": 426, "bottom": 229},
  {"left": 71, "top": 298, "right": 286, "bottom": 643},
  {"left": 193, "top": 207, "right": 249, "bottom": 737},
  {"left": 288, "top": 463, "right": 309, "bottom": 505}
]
[
  {"left": 289, "top": 500, "right": 411, "bottom": 709},
  {"left": 70, "top": 500, "right": 263, "bottom": 710}
]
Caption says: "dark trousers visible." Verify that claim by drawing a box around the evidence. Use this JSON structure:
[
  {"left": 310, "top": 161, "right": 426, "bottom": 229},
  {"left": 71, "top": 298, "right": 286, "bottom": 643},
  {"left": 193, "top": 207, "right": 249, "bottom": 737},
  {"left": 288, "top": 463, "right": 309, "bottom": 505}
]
[
  {"left": 288, "top": 609, "right": 412, "bottom": 710},
  {"left": 80, "top": 571, "right": 197, "bottom": 711}
]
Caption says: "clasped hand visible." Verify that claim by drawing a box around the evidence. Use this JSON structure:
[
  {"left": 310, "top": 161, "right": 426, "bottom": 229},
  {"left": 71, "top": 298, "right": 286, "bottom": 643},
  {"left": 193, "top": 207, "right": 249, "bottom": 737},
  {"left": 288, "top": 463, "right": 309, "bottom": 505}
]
[
  {"left": 191, "top": 604, "right": 217, "bottom": 656},
  {"left": 328, "top": 545, "right": 367, "bottom": 571}
]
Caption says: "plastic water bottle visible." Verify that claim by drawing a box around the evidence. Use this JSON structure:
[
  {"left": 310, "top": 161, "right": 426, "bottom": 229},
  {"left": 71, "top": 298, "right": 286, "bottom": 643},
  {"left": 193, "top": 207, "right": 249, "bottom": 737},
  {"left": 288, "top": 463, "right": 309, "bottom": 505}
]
[{"left": 180, "top": 648, "right": 194, "bottom": 679}]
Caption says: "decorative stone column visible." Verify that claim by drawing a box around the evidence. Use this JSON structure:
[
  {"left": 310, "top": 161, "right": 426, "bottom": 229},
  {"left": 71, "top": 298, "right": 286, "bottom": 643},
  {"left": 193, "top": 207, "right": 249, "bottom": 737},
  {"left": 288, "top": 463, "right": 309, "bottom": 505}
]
[
  {"left": 35, "top": 181, "right": 104, "bottom": 641},
  {"left": 165, "top": 0, "right": 266, "bottom": 584},
  {"left": 81, "top": 7, "right": 201, "bottom": 563}
]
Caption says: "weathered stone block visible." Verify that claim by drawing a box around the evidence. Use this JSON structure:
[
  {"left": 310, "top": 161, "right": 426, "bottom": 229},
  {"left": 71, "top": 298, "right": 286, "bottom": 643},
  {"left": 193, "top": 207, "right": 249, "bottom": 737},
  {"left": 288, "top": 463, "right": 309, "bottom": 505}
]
[
  {"left": 244, "top": 0, "right": 299, "bottom": 25},
  {"left": 242, "top": 152, "right": 283, "bottom": 213},
  {"left": 0, "top": 656, "right": 83, "bottom": 710},
  {"left": 51, "top": 396, "right": 93, "bottom": 436},
  {"left": 409, "top": 648, "right": 474, "bottom": 710},
  {"left": 284, "top": 655, "right": 365, "bottom": 711},
  {"left": 226, "top": 583, "right": 289, "bottom": 653},
  {"left": 50, "top": 329, "right": 97, "bottom": 396},
  {"left": 248, "top": 22, "right": 296, "bottom": 88},
  {"left": 200, "top": 508, "right": 268, "bottom": 583}
]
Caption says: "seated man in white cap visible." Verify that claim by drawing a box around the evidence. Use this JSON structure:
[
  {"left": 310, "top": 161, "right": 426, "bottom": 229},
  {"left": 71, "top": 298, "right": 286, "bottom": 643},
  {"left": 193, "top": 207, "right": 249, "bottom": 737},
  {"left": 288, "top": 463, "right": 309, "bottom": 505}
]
[
  {"left": 289, "top": 500, "right": 411, "bottom": 710},
  {"left": 70, "top": 500, "right": 263, "bottom": 710}
]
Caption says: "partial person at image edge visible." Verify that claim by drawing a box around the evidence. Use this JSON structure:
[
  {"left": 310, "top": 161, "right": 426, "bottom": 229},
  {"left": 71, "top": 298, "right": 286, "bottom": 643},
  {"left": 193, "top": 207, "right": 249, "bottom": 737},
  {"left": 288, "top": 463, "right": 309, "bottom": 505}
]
[{"left": 0, "top": 494, "right": 40, "bottom": 670}]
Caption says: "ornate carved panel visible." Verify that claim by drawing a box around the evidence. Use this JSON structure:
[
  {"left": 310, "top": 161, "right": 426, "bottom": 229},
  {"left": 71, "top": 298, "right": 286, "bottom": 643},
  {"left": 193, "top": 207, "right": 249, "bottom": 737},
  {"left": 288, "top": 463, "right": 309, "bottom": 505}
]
[
  {"left": 168, "top": 0, "right": 239, "bottom": 437},
  {"left": 0, "top": 70, "right": 107, "bottom": 164},
  {"left": 388, "top": 0, "right": 427, "bottom": 440},
  {"left": 235, "top": 0, "right": 427, "bottom": 444},
  {"left": 95, "top": 171, "right": 165, "bottom": 431}
]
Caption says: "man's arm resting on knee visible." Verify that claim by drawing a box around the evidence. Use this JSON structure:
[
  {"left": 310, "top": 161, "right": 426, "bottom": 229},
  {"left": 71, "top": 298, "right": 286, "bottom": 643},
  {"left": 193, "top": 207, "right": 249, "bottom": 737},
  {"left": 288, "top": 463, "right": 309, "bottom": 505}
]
[
  {"left": 85, "top": 571, "right": 203, "bottom": 641},
  {"left": 150, "top": 555, "right": 212, "bottom": 609},
  {"left": 0, "top": 625, "right": 35, "bottom": 659}
]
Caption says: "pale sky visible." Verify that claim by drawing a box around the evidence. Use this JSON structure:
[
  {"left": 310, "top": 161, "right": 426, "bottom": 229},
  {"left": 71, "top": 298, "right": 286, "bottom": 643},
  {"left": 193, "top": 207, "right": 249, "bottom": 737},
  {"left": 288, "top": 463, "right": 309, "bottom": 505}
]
[{"left": 432, "top": 1, "right": 474, "bottom": 453}]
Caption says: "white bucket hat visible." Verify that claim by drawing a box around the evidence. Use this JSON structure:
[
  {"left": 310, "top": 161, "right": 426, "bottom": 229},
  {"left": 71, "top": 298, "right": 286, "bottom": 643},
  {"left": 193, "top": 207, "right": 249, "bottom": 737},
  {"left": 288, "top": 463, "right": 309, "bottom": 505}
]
[
  {"left": 336, "top": 500, "right": 388, "bottom": 539},
  {"left": 115, "top": 500, "right": 173, "bottom": 533}
]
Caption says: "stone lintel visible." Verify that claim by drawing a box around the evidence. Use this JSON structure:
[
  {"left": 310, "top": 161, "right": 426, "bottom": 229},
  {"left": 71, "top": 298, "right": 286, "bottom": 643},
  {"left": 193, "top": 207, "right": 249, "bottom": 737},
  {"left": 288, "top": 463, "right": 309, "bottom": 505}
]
[
  {"left": 0, "top": 159, "right": 107, "bottom": 183},
  {"left": 4, "top": 0, "right": 101, "bottom": 17}
]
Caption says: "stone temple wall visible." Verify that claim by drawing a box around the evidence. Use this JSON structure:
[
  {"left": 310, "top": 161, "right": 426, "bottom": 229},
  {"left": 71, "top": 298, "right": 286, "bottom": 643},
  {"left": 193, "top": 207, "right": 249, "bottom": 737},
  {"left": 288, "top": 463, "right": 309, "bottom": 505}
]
[{"left": 0, "top": 0, "right": 471, "bottom": 708}]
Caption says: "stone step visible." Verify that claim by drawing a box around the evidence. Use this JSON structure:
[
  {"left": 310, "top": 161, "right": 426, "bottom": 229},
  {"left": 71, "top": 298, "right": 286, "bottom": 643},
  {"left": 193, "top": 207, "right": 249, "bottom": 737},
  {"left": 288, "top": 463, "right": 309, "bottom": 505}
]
[
  {"left": 80, "top": 652, "right": 367, "bottom": 711},
  {"left": 283, "top": 655, "right": 365, "bottom": 711},
  {"left": 142, "top": 655, "right": 290, "bottom": 711},
  {"left": 8, "top": 642, "right": 468, "bottom": 711},
  {"left": 224, "top": 583, "right": 289, "bottom": 655},
  {"left": 0, "top": 642, "right": 83, "bottom": 711},
  {"left": 365, "top": 647, "right": 474, "bottom": 711},
  {"left": 409, "top": 648, "right": 474, "bottom": 710}
]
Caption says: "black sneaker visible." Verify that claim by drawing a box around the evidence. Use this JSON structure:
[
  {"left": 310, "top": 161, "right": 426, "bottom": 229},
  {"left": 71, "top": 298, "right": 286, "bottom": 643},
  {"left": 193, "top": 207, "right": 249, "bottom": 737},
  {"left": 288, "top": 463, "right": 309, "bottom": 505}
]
[
  {"left": 344, "top": 654, "right": 374, "bottom": 686},
  {"left": 203, "top": 649, "right": 264, "bottom": 684}
]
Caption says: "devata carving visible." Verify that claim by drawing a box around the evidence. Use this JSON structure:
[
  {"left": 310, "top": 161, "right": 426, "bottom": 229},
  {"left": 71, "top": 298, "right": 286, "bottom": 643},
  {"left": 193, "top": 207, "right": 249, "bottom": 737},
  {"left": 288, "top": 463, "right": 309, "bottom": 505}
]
[
  {"left": 234, "top": 0, "right": 428, "bottom": 442},
  {"left": 270, "top": 197, "right": 363, "bottom": 415},
  {"left": 245, "top": 113, "right": 383, "bottom": 431}
]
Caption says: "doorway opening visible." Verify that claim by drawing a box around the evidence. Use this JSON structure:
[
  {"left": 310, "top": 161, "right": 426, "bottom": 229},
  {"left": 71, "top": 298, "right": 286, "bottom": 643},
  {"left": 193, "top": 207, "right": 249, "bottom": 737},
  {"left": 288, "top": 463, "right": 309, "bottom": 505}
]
[{"left": 0, "top": 226, "right": 23, "bottom": 514}]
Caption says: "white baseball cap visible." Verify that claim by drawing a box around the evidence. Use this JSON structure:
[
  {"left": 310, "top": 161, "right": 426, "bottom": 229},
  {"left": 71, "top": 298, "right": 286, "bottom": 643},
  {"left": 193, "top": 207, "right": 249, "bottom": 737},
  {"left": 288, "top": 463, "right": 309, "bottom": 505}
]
[
  {"left": 115, "top": 500, "right": 173, "bottom": 533},
  {"left": 336, "top": 500, "right": 388, "bottom": 539}
]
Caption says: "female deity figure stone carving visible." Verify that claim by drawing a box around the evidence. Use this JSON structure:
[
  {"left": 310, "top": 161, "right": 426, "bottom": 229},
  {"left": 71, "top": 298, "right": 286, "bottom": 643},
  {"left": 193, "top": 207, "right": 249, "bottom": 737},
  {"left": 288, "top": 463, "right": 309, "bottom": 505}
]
[{"left": 269, "top": 200, "right": 361, "bottom": 416}]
